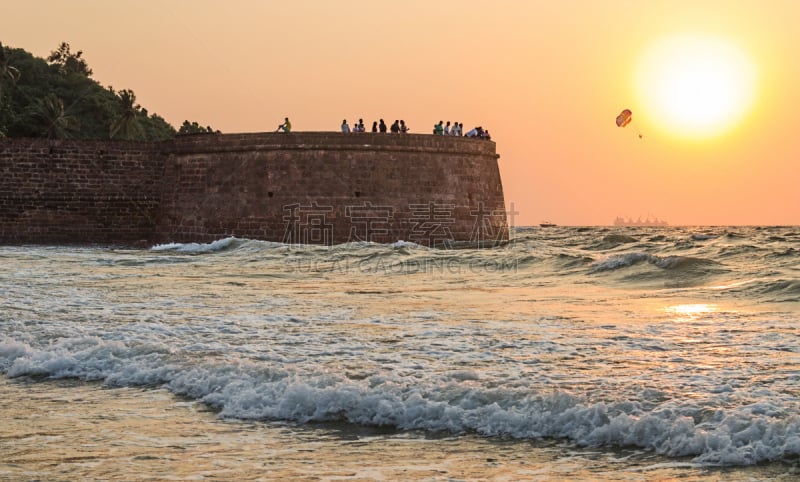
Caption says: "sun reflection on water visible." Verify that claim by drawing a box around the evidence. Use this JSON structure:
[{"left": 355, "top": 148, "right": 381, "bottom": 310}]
[{"left": 664, "top": 303, "right": 719, "bottom": 322}]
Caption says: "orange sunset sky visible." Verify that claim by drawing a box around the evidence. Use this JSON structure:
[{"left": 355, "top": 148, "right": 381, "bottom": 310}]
[{"left": 4, "top": 1, "right": 799, "bottom": 226}]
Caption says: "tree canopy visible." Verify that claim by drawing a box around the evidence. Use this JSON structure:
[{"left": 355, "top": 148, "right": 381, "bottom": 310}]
[{"left": 0, "top": 42, "right": 217, "bottom": 140}]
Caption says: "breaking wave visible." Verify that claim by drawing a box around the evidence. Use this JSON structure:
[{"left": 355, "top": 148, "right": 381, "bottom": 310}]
[{"left": 2, "top": 336, "right": 798, "bottom": 466}]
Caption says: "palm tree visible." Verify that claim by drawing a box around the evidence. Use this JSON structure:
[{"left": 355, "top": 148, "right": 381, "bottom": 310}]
[
  {"left": 109, "top": 89, "right": 143, "bottom": 140},
  {"left": 0, "top": 42, "right": 21, "bottom": 137},
  {"left": 32, "top": 93, "right": 77, "bottom": 139},
  {"left": 0, "top": 42, "right": 21, "bottom": 103},
  {"left": 47, "top": 42, "right": 92, "bottom": 77}
]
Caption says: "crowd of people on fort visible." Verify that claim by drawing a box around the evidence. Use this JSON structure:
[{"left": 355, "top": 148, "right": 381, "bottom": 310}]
[
  {"left": 432, "top": 121, "right": 490, "bottom": 140},
  {"left": 341, "top": 119, "right": 410, "bottom": 134},
  {"left": 338, "top": 118, "right": 490, "bottom": 140},
  {"left": 277, "top": 117, "right": 491, "bottom": 140}
]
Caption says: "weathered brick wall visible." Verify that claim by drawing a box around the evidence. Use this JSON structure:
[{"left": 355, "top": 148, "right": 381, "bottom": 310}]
[
  {"left": 0, "top": 133, "right": 507, "bottom": 247},
  {"left": 156, "top": 132, "right": 508, "bottom": 246},
  {"left": 0, "top": 138, "right": 163, "bottom": 245}
]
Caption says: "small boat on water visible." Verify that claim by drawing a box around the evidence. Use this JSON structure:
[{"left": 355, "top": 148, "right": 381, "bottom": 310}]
[{"left": 539, "top": 221, "right": 557, "bottom": 228}]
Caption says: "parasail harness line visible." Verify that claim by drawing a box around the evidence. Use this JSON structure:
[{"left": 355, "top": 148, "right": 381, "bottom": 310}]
[{"left": 616, "top": 108, "right": 643, "bottom": 139}]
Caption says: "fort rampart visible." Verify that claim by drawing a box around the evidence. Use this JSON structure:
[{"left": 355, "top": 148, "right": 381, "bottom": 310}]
[{"left": 1, "top": 133, "right": 508, "bottom": 247}]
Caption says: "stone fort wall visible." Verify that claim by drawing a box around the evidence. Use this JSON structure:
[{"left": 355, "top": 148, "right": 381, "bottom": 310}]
[
  {"left": 1, "top": 133, "right": 508, "bottom": 247},
  {"left": 0, "top": 138, "right": 163, "bottom": 245}
]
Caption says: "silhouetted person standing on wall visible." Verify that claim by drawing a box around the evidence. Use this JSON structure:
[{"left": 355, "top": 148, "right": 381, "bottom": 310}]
[
  {"left": 341, "top": 119, "right": 350, "bottom": 133},
  {"left": 372, "top": 121, "right": 378, "bottom": 133},
  {"left": 390, "top": 120, "right": 400, "bottom": 134},
  {"left": 379, "top": 119, "right": 387, "bottom": 133},
  {"left": 277, "top": 117, "right": 291, "bottom": 132},
  {"left": 400, "top": 120, "right": 408, "bottom": 133}
]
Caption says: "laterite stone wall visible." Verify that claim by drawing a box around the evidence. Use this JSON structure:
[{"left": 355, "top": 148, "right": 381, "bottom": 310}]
[
  {"left": 156, "top": 132, "right": 507, "bottom": 246},
  {"left": 1, "top": 133, "right": 507, "bottom": 247},
  {"left": 0, "top": 138, "right": 163, "bottom": 245}
]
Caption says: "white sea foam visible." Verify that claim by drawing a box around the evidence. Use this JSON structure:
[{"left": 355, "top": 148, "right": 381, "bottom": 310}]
[
  {"left": 391, "top": 240, "right": 428, "bottom": 250},
  {"left": 2, "top": 335, "right": 798, "bottom": 466},
  {"left": 150, "top": 237, "right": 241, "bottom": 253}
]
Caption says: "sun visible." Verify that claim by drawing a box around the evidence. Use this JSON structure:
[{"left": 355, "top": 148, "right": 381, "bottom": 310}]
[{"left": 634, "top": 34, "right": 757, "bottom": 140}]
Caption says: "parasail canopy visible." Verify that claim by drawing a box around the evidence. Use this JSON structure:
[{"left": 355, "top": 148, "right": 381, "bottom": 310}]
[{"left": 616, "top": 109, "right": 632, "bottom": 128}]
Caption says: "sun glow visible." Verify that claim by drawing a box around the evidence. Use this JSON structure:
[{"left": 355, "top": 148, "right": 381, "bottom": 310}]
[{"left": 635, "top": 34, "right": 758, "bottom": 140}]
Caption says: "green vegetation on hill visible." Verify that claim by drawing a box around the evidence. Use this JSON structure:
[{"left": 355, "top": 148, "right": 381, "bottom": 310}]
[{"left": 0, "top": 42, "right": 216, "bottom": 140}]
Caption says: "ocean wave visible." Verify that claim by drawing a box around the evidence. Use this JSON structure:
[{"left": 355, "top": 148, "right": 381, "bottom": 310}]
[
  {"left": 554, "top": 253, "right": 595, "bottom": 269},
  {"left": 585, "top": 234, "right": 640, "bottom": 251},
  {"left": 769, "top": 247, "right": 798, "bottom": 258},
  {"left": 391, "top": 240, "right": 428, "bottom": 250},
  {"left": 589, "top": 253, "right": 718, "bottom": 273},
  {"left": 725, "top": 231, "right": 748, "bottom": 239},
  {"left": 588, "top": 252, "right": 729, "bottom": 288},
  {"left": 144, "top": 236, "right": 527, "bottom": 276},
  {"left": 712, "top": 278, "right": 800, "bottom": 303},
  {"left": 149, "top": 237, "right": 461, "bottom": 257},
  {"left": 151, "top": 236, "right": 250, "bottom": 254},
  {"left": 691, "top": 234, "right": 718, "bottom": 241},
  {"left": 647, "top": 235, "right": 669, "bottom": 242},
  {"left": 716, "top": 244, "right": 766, "bottom": 258},
  {"left": 147, "top": 237, "right": 434, "bottom": 261},
  {"left": 1, "top": 335, "right": 798, "bottom": 467},
  {"left": 757, "top": 279, "right": 800, "bottom": 302}
]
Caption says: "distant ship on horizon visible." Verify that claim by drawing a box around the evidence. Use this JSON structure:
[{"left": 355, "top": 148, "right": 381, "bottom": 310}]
[{"left": 613, "top": 216, "right": 669, "bottom": 227}]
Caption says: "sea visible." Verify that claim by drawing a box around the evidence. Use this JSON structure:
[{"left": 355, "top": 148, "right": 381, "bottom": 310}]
[{"left": 1, "top": 226, "right": 798, "bottom": 481}]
